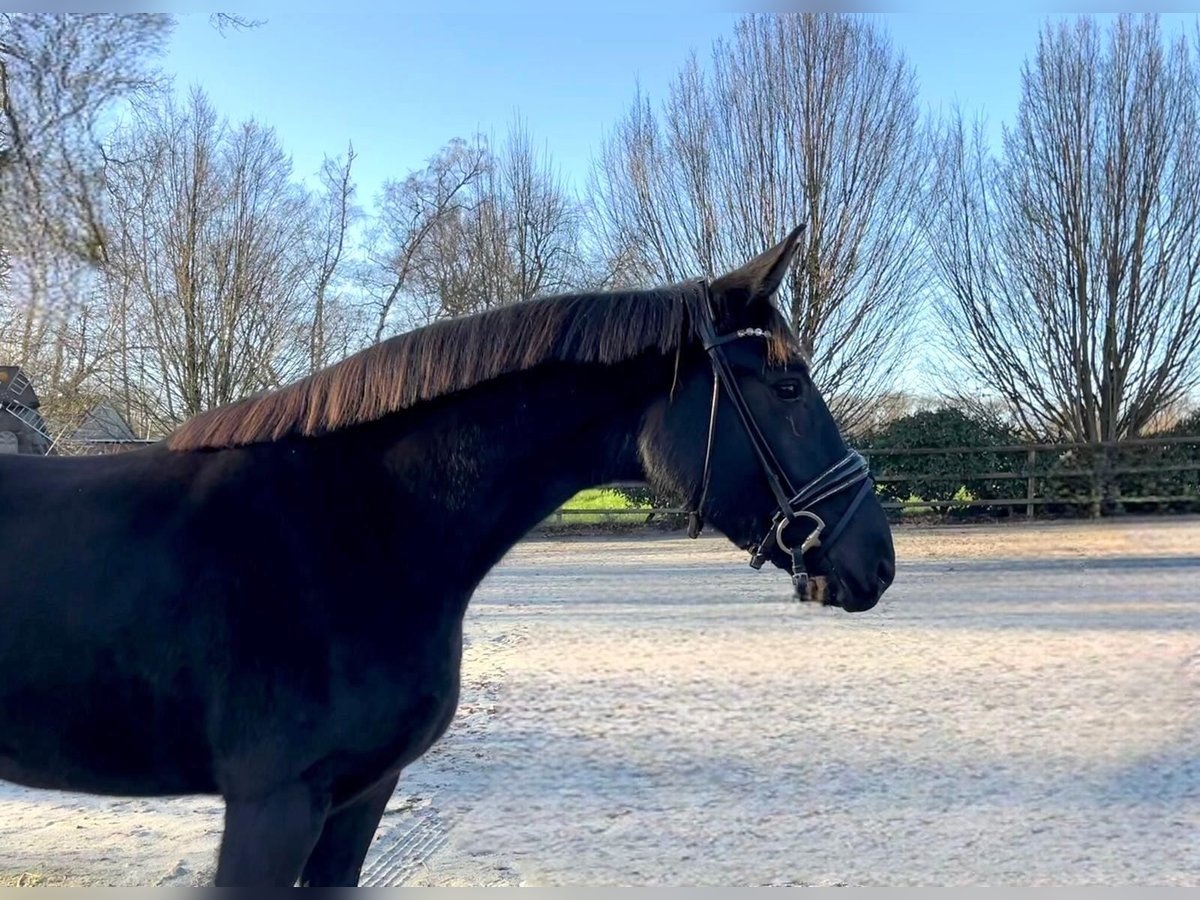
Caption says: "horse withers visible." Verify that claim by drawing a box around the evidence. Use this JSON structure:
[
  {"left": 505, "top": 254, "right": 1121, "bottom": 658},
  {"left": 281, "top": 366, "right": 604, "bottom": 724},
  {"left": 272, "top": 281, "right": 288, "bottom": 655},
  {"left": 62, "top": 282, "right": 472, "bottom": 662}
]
[{"left": 0, "top": 227, "right": 894, "bottom": 886}]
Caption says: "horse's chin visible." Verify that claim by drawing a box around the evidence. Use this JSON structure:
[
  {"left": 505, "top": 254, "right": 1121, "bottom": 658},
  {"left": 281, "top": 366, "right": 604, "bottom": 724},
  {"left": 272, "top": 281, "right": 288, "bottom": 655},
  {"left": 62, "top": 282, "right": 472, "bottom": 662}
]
[
  {"left": 728, "top": 532, "right": 835, "bottom": 606},
  {"left": 794, "top": 574, "right": 831, "bottom": 604}
]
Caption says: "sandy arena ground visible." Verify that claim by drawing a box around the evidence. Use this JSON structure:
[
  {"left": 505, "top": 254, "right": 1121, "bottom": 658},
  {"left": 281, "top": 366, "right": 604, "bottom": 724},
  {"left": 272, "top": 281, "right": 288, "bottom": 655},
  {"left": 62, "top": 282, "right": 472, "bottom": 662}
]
[{"left": 1, "top": 517, "right": 1198, "bottom": 886}]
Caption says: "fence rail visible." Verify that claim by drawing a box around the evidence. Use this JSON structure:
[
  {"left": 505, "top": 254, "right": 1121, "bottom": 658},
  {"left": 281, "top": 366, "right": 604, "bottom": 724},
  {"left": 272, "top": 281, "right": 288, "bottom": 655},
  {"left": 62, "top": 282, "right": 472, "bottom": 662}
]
[{"left": 552, "top": 435, "right": 1200, "bottom": 524}]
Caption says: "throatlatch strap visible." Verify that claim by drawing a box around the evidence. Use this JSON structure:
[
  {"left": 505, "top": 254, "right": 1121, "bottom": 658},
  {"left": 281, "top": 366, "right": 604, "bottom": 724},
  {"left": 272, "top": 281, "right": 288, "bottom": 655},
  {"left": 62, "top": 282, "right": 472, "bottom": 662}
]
[{"left": 688, "top": 367, "right": 722, "bottom": 540}]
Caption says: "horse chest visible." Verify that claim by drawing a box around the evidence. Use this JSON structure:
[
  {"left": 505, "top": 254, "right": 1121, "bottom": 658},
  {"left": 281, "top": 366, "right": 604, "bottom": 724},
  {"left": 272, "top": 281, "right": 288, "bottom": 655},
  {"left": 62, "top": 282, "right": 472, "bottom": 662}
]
[
  {"left": 316, "top": 628, "right": 467, "bottom": 786},
  {"left": 297, "top": 670, "right": 460, "bottom": 809}
]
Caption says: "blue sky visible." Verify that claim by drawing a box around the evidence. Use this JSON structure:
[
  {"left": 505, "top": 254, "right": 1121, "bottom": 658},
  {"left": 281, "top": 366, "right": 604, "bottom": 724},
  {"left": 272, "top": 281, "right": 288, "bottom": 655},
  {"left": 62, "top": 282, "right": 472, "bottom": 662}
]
[
  {"left": 160, "top": 12, "right": 1200, "bottom": 210},
  {"left": 164, "top": 12, "right": 741, "bottom": 199}
]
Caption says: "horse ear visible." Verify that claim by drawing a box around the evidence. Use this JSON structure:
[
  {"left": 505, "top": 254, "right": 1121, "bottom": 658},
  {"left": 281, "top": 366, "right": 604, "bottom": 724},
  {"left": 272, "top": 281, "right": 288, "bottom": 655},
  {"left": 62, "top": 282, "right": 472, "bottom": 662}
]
[{"left": 711, "top": 223, "right": 806, "bottom": 306}]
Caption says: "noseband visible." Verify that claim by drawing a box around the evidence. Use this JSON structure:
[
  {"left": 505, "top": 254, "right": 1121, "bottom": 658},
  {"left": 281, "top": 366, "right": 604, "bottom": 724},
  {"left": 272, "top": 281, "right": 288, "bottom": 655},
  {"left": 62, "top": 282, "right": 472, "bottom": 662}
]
[{"left": 684, "top": 282, "right": 874, "bottom": 593}]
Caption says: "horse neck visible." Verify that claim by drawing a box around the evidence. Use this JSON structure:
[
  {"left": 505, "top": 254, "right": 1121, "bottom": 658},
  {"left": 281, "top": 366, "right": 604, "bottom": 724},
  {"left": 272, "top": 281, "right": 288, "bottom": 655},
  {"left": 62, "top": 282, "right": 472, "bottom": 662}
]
[{"left": 346, "top": 353, "right": 673, "bottom": 591}]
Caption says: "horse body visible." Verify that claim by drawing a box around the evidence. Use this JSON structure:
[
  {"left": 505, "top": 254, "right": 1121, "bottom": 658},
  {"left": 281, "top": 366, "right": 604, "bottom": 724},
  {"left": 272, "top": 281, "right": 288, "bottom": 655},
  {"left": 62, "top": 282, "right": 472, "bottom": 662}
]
[
  {"left": 0, "top": 231, "right": 895, "bottom": 886},
  {"left": 0, "top": 358, "right": 661, "bottom": 881}
]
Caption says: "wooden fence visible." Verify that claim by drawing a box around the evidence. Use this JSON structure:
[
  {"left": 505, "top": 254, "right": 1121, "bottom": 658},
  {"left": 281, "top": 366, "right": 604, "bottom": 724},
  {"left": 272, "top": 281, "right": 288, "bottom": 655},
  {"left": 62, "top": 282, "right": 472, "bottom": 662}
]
[{"left": 552, "top": 434, "right": 1200, "bottom": 523}]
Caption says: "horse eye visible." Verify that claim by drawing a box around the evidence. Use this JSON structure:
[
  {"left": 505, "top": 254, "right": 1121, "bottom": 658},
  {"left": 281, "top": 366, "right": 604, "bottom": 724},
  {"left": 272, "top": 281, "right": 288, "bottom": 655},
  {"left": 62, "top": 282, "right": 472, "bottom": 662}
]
[{"left": 773, "top": 380, "right": 802, "bottom": 401}]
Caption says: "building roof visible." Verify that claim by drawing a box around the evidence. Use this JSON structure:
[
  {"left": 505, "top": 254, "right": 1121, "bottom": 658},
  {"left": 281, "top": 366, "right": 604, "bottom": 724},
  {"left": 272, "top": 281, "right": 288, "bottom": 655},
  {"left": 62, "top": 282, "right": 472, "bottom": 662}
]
[{"left": 71, "top": 403, "right": 138, "bottom": 442}]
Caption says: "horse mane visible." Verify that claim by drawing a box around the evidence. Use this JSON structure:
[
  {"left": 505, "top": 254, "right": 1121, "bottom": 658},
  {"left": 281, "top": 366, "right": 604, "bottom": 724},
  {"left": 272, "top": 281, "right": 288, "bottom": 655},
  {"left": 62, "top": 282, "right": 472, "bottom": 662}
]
[{"left": 167, "top": 282, "right": 795, "bottom": 451}]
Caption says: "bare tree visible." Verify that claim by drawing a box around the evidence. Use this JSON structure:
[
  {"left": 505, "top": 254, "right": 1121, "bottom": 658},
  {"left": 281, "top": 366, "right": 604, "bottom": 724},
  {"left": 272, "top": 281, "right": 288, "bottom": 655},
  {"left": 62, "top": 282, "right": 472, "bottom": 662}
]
[
  {"left": 590, "top": 13, "right": 928, "bottom": 429},
  {"left": 209, "top": 14, "right": 266, "bottom": 35},
  {"left": 923, "top": 15, "right": 1200, "bottom": 442},
  {"left": 364, "top": 138, "right": 488, "bottom": 339},
  {"left": 0, "top": 14, "right": 171, "bottom": 431},
  {"left": 0, "top": 14, "right": 171, "bottom": 268},
  {"left": 103, "top": 89, "right": 314, "bottom": 426},
  {"left": 0, "top": 12, "right": 172, "bottom": 428},
  {"left": 0, "top": 245, "right": 119, "bottom": 428},
  {"left": 414, "top": 119, "right": 583, "bottom": 317},
  {"left": 304, "top": 145, "right": 360, "bottom": 373},
  {"left": 500, "top": 121, "right": 581, "bottom": 301}
]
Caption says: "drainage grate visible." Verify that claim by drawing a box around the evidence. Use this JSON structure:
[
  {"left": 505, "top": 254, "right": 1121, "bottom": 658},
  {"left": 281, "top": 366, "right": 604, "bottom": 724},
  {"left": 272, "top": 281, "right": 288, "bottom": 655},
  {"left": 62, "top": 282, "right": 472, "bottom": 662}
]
[{"left": 360, "top": 807, "right": 449, "bottom": 886}]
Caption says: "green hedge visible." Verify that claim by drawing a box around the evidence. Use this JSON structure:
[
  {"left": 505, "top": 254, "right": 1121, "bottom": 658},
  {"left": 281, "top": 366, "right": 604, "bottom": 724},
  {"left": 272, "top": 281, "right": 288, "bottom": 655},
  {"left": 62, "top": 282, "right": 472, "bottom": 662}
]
[
  {"left": 860, "top": 407, "right": 1200, "bottom": 517},
  {"left": 861, "top": 408, "right": 1026, "bottom": 513},
  {"left": 591, "top": 408, "right": 1199, "bottom": 522}
]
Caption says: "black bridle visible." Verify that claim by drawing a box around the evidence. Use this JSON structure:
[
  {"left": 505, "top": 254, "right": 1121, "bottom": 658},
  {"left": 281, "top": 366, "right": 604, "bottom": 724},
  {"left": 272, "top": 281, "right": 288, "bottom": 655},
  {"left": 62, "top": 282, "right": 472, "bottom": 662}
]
[{"left": 684, "top": 282, "right": 875, "bottom": 593}]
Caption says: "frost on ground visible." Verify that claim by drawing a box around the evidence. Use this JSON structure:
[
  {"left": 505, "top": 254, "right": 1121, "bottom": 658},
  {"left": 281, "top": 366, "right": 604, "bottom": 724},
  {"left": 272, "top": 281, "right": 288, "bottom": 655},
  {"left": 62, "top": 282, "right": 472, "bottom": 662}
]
[{"left": 2, "top": 517, "right": 1198, "bottom": 886}]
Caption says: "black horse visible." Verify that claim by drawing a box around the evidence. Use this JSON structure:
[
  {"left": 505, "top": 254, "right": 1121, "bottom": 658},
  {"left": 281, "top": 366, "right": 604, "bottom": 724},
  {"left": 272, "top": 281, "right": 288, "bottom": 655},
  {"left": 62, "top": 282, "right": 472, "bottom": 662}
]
[{"left": 0, "top": 229, "right": 894, "bottom": 886}]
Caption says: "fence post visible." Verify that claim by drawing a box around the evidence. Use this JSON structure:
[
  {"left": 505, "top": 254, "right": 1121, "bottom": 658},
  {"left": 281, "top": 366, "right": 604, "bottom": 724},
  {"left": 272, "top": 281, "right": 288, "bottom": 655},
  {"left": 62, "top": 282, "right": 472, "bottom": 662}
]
[
  {"left": 1090, "top": 442, "right": 1103, "bottom": 519},
  {"left": 1026, "top": 447, "right": 1037, "bottom": 519}
]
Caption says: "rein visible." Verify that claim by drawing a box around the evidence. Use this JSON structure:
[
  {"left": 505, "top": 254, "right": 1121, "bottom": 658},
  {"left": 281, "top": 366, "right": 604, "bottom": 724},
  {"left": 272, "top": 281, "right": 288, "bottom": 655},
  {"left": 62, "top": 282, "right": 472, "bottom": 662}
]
[{"left": 684, "top": 281, "right": 873, "bottom": 593}]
